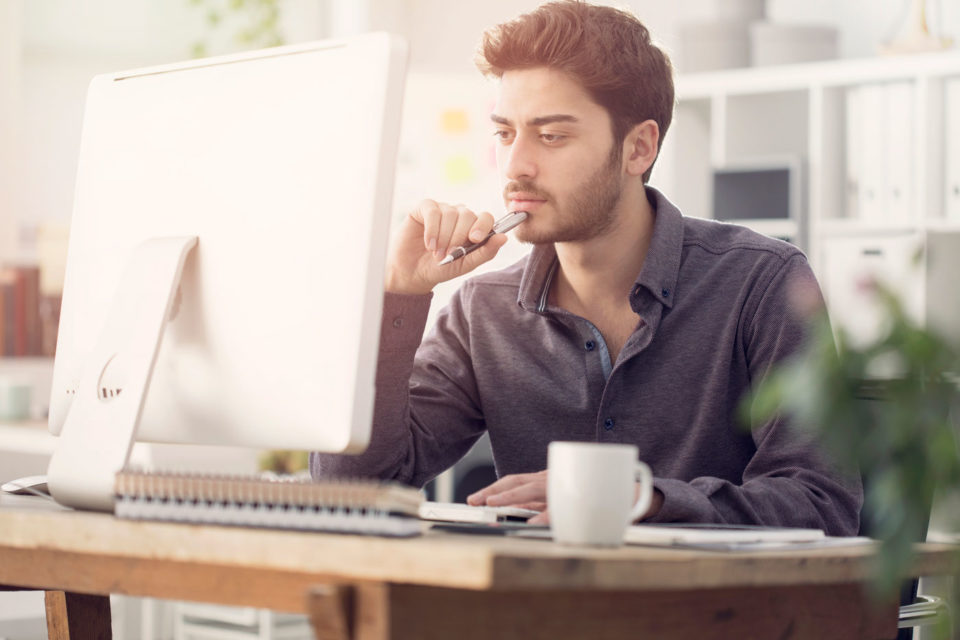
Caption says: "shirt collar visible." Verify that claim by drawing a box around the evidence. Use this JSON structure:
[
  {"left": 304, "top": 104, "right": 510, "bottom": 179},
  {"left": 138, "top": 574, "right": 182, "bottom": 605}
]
[{"left": 516, "top": 186, "right": 683, "bottom": 313}]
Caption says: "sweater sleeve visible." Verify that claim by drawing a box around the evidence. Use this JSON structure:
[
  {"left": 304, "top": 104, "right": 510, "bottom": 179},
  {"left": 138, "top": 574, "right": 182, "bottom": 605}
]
[
  {"left": 646, "top": 254, "right": 863, "bottom": 536},
  {"left": 310, "top": 288, "right": 487, "bottom": 488}
]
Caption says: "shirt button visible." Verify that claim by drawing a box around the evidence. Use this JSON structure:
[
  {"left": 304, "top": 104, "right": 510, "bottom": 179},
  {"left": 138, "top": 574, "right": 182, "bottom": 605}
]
[
  {"left": 584, "top": 340, "right": 596, "bottom": 351},
  {"left": 661, "top": 288, "right": 670, "bottom": 298},
  {"left": 392, "top": 317, "right": 404, "bottom": 329},
  {"left": 604, "top": 417, "right": 615, "bottom": 430}
]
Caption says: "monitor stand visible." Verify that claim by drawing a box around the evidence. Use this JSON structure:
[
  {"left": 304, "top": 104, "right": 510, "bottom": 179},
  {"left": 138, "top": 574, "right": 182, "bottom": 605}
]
[{"left": 46, "top": 237, "right": 198, "bottom": 512}]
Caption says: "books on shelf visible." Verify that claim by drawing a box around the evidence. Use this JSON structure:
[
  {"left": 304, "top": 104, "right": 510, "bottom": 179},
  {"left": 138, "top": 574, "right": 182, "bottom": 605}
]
[
  {"left": 0, "top": 264, "right": 58, "bottom": 358},
  {"left": 114, "top": 469, "right": 425, "bottom": 537}
]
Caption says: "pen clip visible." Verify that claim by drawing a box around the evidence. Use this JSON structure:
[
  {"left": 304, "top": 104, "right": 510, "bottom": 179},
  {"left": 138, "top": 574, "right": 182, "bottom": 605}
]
[{"left": 493, "top": 211, "right": 528, "bottom": 234}]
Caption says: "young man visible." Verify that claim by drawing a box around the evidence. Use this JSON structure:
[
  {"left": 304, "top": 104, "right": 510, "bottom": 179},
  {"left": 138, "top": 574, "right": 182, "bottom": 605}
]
[{"left": 312, "top": 1, "right": 861, "bottom": 535}]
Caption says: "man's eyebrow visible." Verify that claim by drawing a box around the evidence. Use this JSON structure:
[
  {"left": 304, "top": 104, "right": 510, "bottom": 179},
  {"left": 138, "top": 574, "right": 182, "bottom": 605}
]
[
  {"left": 490, "top": 113, "right": 580, "bottom": 126},
  {"left": 528, "top": 114, "right": 579, "bottom": 126}
]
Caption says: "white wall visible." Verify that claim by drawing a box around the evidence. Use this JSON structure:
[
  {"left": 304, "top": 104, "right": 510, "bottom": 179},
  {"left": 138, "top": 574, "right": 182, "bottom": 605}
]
[
  {"left": 0, "top": 0, "right": 24, "bottom": 261},
  {"left": 11, "top": 0, "right": 326, "bottom": 247},
  {"left": 11, "top": 0, "right": 960, "bottom": 243}
]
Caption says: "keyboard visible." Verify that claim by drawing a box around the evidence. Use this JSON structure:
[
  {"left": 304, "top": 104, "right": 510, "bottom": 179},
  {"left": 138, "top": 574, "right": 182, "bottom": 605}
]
[{"left": 419, "top": 501, "right": 539, "bottom": 524}]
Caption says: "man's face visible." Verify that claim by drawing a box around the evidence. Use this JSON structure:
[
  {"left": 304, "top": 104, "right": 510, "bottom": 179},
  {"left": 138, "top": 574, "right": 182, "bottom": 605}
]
[{"left": 492, "top": 67, "right": 624, "bottom": 245}]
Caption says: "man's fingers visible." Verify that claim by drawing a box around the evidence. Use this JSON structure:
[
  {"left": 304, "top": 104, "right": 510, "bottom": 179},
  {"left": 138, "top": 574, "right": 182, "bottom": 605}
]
[
  {"left": 467, "top": 472, "right": 536, "bottom": 506},
  {"left": 434, "top": 204, "right": 460, "bottom": 258},
  {"left": 468, "top": 211, "right": 496, "bottom": 243},
  {"left": 483, "top": 482, "right": 545, "bottom": 507},
  {"left": 527, "top": 509, "right": 550, "bottom": 526},
  {"left": 450, "top": 204, "right": 477, "bottom": 249},
  {"left": 457, "top": 232, "right": 507, "bottom": 273},
  {"left": 514, "top": 501, "right": 547, "bottom": 512},
  {"left": 415, "top": 199, "right": 442, "bottom": 253}
]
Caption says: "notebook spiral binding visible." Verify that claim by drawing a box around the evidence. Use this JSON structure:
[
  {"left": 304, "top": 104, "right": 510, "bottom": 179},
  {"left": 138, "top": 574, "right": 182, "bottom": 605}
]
[{"left": 114, "top": 468, "right": 424, "bottom": 537}]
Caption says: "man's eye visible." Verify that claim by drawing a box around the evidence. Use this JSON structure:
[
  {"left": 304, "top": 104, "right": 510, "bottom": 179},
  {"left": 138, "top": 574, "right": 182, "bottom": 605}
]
[
  {"left": 492, "top": 129, "right": 514, "bottom": 142},
  {"left": 540, "top": 133, "right": 565, "bottom": 143}
]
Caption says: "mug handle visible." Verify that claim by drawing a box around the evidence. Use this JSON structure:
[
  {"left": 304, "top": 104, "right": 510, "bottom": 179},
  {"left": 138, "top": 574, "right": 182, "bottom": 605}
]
[{"left": 627, "top": 461, "right": 654, "bottom": 522}]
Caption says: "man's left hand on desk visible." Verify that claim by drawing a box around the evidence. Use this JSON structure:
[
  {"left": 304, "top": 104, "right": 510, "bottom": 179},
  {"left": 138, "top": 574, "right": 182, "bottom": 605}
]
[{"left": 466, "top": 469, "right": 665, "bottom": 525}]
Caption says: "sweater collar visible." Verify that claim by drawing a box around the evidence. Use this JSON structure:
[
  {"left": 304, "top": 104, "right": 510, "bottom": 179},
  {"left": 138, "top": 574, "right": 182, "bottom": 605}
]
[{"left": 517, "top": 186, "right": 683, "bottom": 313}]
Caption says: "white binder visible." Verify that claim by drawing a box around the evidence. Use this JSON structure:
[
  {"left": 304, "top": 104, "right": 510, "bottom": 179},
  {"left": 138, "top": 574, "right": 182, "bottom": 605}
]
[{"left": 946, "top": 78, "right": 960, "bottom": 221}]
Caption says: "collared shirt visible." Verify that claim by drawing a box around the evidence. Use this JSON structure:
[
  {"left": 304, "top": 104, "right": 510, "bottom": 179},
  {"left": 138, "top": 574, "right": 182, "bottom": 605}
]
[{"left": 312, "top": 188, "right": 862, "bottom": 535}]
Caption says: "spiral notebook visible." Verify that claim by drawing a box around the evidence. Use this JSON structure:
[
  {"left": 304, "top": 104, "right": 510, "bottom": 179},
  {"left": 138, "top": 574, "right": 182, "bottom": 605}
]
[{"left": 113, "top": 469, "right": 424, "bottom": 537}]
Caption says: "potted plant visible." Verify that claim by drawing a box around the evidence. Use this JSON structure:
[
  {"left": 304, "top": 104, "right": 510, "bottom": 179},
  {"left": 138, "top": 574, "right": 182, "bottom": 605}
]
[{"left": 746, "top": 277, "right": 960, "bottom": 609}]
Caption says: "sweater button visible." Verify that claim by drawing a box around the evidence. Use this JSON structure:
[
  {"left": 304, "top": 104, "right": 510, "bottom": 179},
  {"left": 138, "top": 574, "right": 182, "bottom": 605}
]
[
  {"left": 604, "top": 417, "right": 615, "bottom": 430},
  {"left": 585, "top": 340, "right": 596, "bottom": 351}
]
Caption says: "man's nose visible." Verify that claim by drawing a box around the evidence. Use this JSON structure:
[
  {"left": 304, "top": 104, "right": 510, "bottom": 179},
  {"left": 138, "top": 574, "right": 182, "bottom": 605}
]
[{"left": 502, "top": 134, "right": 538, "bottom": 182}]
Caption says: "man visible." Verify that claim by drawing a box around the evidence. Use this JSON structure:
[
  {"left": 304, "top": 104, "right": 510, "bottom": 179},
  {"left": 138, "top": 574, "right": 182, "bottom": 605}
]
[{"left": 312, "top": 0, "right": 861, "bottom": 535}]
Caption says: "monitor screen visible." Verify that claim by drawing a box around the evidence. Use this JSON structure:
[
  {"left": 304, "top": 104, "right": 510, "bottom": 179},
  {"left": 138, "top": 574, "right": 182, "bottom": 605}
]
[
  {"left": 46, "top": 34, "right": 407, "bottom": 510},
  {"left": 712, "top": 164, "right": 795, "bottom": 222}
]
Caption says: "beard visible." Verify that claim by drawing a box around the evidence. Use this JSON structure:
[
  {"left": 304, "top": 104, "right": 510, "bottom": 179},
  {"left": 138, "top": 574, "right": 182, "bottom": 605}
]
[{"left": 507, "top": 148, "right": 623, "bottom": 245}]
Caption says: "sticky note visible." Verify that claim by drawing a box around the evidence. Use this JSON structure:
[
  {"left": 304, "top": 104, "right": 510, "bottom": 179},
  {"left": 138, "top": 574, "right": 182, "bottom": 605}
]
[
  {"left": 444, "top": 156, "right": 475, "bottom": 184},
  {"left": 441, "top": 109, "right": 470, "bottom": 134}
]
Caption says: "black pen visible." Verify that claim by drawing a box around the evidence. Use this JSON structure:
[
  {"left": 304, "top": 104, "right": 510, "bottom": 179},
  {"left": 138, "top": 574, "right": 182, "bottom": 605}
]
[{"left": 438, "top": 211, "right": 528, "bottom": 265}]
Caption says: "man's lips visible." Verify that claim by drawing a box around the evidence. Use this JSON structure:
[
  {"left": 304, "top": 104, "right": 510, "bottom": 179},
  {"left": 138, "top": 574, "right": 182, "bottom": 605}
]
[{"left": 508, "top": 194, "right": 546, "bottom": 212}]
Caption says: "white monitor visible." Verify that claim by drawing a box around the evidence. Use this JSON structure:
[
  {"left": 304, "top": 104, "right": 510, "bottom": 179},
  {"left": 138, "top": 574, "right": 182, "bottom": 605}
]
[{"left": 45, "top": 34, "right": 408, "bottom": 511}]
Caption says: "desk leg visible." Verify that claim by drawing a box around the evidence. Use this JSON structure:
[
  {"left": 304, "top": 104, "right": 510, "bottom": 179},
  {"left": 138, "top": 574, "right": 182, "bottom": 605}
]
[
  {"left": 44, "top": 591, "right": 112, "bottom": 640},
  {"left": 308, "top": 582, "right": 897, "bottom": 640}
]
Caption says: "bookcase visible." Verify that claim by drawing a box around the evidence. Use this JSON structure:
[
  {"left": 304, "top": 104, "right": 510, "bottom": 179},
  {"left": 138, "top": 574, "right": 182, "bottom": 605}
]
[
  {"left": 653, "top": 50, "right": 960, "bottom": 350},
  {"left": 657, "top": 49, "right": 960, "bottom": 273}
]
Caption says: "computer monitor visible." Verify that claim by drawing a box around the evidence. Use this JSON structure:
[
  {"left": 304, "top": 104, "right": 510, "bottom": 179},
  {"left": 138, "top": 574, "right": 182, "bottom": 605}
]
[{"left": 45, "top": 34, "right": 408, "bottom": 511}]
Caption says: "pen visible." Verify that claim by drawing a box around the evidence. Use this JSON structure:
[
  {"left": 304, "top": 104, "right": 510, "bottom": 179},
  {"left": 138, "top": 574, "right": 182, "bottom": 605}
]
[{"left": 438, "top": 211, "right": 528, "bottom": 266}]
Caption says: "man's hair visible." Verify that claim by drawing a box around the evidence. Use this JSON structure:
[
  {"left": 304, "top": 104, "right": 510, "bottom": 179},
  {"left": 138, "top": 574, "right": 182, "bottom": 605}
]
[{"left": 477, "top": 1, "right": 674, "bottom": 183}]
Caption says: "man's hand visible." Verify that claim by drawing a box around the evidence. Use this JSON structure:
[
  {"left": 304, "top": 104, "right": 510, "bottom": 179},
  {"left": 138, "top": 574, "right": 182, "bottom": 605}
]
[
  {"left": 385, "top": 200, "right": 508, "bottom": 295},
  {"left": 467, "top": 470, "right": 665, "bottom": 526},
  {"left": 467, "top": 470, "right": 549, "bottom": 524}
]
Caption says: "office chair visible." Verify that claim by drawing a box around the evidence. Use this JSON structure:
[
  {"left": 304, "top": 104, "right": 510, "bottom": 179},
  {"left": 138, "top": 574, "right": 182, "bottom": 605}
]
[{"left": 855, "top": 389, "right": 950, "bottom": 640}]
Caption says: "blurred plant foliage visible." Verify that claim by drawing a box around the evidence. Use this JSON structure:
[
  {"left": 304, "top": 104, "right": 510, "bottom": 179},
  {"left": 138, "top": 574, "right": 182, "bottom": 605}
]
[
  {"left": 259, "top": 449, "right": 310, "bottom": 475},
  {"left": 188, "top": 0, "right": 284, "bottom": 58},
  {"left": 745, "top": 279, "right": 960, "bottom": 600}
]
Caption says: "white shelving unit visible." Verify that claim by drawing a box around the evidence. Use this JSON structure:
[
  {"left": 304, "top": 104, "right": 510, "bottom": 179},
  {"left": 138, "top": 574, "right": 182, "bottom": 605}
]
[{"left": 661, "top": 49, "right": 960, "bottom": 276}]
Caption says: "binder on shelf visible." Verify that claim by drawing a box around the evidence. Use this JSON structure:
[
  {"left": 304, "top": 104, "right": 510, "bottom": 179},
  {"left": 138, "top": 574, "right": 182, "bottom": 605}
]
[
  {"left": 844, "top": 86, "right": 863, "bottom": 219},
  {"left": 946, "top": 78, "right": 960, "bottom": 221},
  {"left": 849, "top": 82, "right": 916, "bottom": 226},
  {"left": 114, "top": 469, "right": 425, "bottom": 537},
  {"left": 883, "top": 82, "right": 914, "bottom": 224},
  {"left": 856, "top": 83, "right": 887, "bottom": 223}
]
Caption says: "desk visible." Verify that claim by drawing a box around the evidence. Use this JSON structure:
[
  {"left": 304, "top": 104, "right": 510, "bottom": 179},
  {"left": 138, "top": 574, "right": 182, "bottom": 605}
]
[{"left": 0, "top": 496, "right": 956, "bottom": 640}]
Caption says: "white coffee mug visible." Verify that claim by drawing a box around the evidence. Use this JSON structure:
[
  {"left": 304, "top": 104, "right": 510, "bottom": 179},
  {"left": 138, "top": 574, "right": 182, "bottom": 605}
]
[{"left": 547, "top": 441, "right": 653, "bottom": 547}]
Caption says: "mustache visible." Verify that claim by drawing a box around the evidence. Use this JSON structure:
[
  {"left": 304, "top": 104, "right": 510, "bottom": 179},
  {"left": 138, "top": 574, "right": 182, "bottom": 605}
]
[{"left": 503, "top": 181, "right": 552, "bottom": 202}]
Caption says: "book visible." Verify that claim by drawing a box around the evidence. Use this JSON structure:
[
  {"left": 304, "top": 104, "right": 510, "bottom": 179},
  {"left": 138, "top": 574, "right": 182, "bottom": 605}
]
[
  {"left": 19, "top": 266, "right": 41, "bottom": 356},
  {"left": 114, "top": 469, "right": 425, "bottom": 537},
  {"left": 0, "top": 269, "right": 16, "bottom": 356}
]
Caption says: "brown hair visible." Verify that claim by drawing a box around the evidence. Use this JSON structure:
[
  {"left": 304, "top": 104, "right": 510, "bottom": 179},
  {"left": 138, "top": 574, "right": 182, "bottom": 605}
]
[{"left": 477, "top": 1, "right": 674, "bottom": 182}]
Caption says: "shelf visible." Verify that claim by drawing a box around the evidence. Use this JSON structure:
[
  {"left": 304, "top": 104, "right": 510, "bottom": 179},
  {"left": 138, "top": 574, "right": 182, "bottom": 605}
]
[
  {"left": 662, "top": 48, "right": 960, "bottom": 279},
  {"left": 816, "top": 218, "right": 960, "bottom": 237},
  {"left": 724, "top": 219, "right": 798, "bottom": 239},
  {"left": 0, "top": 422, "right": 57, "bottom": 456},
  {"left": 677, "top": 50, "right": 960, "bottom": 99}
]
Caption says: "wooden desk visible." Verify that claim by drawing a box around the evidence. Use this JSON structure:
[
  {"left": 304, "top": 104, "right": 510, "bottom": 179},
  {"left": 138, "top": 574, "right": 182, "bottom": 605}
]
[{"left": 0, "top": 496, "right": 956, "bottom": 640}]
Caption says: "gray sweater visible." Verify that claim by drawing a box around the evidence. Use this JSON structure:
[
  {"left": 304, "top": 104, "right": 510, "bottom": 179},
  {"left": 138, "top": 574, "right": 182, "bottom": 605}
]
[{"left": 312, "top": 188, "right": 862, "bottom": 536}]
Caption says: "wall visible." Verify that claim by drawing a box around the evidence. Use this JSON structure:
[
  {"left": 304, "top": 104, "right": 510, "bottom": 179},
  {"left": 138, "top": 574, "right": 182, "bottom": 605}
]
[
  {"left": 0, "top": 0, "right": 23, "bottom": 261},
  {"left": 10, "top": 0, "right": 960, "bottom": 249},
  {"left": 11, "top": 0, "right": 325, "bottom": 249}
]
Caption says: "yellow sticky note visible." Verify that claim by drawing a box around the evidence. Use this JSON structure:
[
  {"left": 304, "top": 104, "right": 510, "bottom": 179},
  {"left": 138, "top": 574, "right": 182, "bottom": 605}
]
[
  {"left": 444, "top": 156, "right": 475, "bottom": 184},
  {"left": 440, "top": 109, "right": 470, "bottom": 134}
]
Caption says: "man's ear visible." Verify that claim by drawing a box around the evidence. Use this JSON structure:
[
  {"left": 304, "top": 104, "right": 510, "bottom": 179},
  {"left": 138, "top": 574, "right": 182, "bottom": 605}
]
[{"left": 622, "top": 120, "right": 660, "bottom": 178}]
